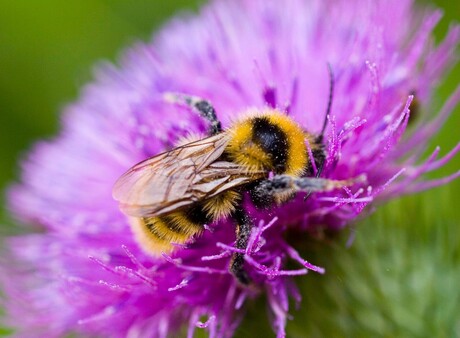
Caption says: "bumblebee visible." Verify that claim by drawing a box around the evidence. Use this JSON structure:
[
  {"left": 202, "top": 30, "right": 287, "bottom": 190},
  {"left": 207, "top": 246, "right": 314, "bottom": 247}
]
[{"left": 113, "top": 69, "right": 358, "bottom": 285}]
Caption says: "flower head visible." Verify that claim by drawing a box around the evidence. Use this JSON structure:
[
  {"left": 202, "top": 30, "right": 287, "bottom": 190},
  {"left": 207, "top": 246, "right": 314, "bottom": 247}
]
[{"left": 2, "top": 0, "right": 459, "bottom": 337}]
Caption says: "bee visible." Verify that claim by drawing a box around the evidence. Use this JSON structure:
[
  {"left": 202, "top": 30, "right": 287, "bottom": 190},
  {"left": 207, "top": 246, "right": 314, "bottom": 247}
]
[{"left": 113, "top": 67, "right": 360, "bottom": 285}]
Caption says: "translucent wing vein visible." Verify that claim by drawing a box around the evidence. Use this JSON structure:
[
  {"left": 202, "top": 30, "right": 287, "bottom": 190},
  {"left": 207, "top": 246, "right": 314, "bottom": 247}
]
[{"left": 113, "top": 133, "right": 264, "bottom": 217}]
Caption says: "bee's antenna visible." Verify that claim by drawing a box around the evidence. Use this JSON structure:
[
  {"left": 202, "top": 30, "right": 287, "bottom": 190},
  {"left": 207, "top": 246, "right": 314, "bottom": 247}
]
[
  {"left": 318, "top": 63, "right": 334, "bottom": 143},
  {"left": 304, "top": 63, "right": 334, "bottom": 202}
]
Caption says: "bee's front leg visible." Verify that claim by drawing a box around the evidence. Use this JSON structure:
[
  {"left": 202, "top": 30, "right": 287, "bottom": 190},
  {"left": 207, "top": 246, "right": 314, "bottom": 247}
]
[
  {"left": 250, "top": 174, "right": 364, "bottom": 206},
  {"left": 164, "top": 92, "right": 222, "bottom": 136}
]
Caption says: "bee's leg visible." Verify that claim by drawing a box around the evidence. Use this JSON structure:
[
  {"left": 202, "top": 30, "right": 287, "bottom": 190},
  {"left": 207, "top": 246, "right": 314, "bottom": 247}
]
[
  {"left": 230, "top": 205, "right": 253, "bottom": 285},
  {"left": 304, "top": 145, "right": 326, "bottom": 201},
  {"left": 307, "top": 144, "right": 326, "bottom": 178},
  {"left": 252, "top": 174, "right": 364, "bottom": 203},
  {"left": 164, "top": 92, "right": 222, "bottom": 135}
]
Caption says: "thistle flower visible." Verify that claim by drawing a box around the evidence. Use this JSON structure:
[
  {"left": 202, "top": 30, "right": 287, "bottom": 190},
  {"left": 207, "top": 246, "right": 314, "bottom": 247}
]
[{"left": 2, "top": 0, "right": 459, "bottom": 337}]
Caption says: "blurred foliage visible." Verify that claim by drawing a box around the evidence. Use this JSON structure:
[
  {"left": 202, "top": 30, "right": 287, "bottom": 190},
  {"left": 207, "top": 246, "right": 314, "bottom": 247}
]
[{"left": 0, "top": 0, "right": 458, "bottom": 337}]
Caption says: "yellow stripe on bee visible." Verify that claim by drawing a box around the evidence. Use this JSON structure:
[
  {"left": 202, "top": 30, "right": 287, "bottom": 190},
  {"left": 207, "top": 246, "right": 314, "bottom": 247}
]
[
  {"left": 163, "top": 212, "right": 203, "bottom": 237},
  {"left": 227, "top": 143, "right": 271, "bottom": 171},
  {"left": 128, "top": 214, "right": 202, "bottom": 255},
  {"left": 202, "top": 190, "right": 240, "bottom": 220},
  {"left": 226, "top": 119, "right": 269, "bottom": 171},
  {"left": 129, "top": 217, "right": 175, "bottom": 254}
]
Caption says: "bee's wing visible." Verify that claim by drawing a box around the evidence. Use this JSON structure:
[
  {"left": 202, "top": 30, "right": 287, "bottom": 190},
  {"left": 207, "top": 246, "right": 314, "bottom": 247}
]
[
  {"left": 190, "top": 160, "right": 265, "bottom": 200},
  {"left": 113, "top": 133, "right": 264, "bottom": 217}
]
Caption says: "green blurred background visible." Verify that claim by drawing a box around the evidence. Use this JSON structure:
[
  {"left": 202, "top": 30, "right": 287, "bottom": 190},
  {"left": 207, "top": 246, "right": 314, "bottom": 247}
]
[{"left": 0, "top": 0, "right": 458, "bottom": 337}]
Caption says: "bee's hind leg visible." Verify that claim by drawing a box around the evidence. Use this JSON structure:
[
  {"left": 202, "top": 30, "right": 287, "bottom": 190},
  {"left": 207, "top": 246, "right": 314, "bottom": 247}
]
[
  {"left": 230, "top": 205, "right": 253, "bottom": 285},
  {"left": 164, "top": 92, "right": 222, "bottom": 135}
]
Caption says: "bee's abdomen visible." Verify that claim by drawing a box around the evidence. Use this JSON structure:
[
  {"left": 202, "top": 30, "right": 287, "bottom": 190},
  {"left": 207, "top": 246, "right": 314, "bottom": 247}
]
[
  {"left": 130, "top": 191, "right": 240, "bottom": 255},
  {"left": 130, "top": 211, "right": 206, "bottom": 255}
]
